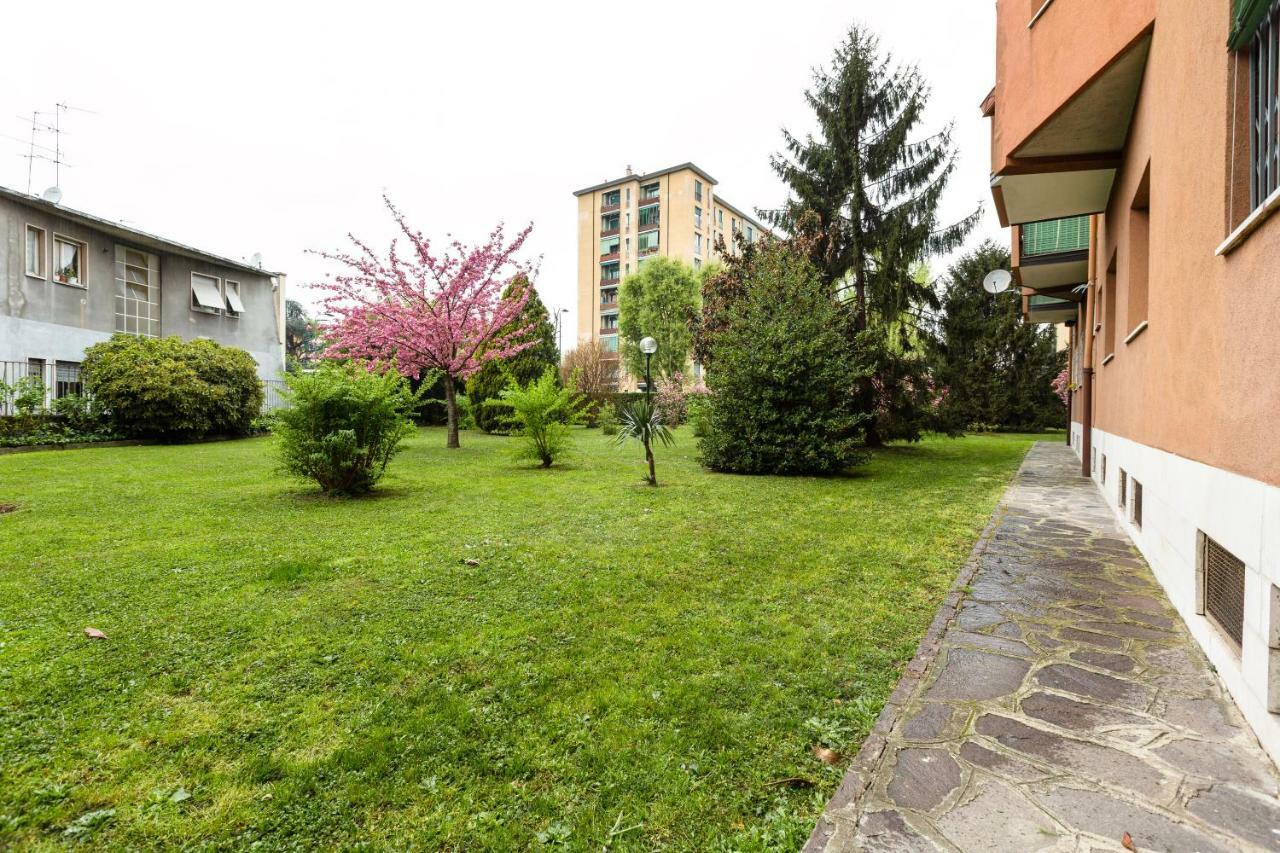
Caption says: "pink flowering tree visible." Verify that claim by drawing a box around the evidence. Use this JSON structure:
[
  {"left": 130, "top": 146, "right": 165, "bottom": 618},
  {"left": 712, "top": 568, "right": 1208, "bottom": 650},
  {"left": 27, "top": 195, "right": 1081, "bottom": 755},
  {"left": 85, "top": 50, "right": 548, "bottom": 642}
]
[{"left": 314, "top": 198, "right": 539, "bottom": 448}]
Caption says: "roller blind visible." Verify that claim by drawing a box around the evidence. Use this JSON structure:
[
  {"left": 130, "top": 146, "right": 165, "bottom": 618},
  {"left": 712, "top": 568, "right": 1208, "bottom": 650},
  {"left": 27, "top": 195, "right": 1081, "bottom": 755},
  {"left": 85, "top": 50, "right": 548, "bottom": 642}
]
[{"left": 1230, "top": 0, "right": 1273, "bottom": 49}]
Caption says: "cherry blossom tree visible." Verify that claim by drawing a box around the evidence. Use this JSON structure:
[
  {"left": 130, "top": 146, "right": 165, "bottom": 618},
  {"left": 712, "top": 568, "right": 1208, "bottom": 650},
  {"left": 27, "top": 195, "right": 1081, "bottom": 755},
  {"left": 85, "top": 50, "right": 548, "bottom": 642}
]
[{"left": 314, "top": 197, "right": 539, "bottom": 448}]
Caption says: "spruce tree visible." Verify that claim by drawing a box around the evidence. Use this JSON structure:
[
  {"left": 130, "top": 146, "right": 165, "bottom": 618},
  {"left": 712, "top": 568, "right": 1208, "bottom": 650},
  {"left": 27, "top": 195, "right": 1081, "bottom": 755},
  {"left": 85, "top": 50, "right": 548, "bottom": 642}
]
[
  {"left": 466, "top": 275, "right": 559, "bottom": 434},
  {"left": 932, "top": 242, "right": 1067, "bottom": 431}
]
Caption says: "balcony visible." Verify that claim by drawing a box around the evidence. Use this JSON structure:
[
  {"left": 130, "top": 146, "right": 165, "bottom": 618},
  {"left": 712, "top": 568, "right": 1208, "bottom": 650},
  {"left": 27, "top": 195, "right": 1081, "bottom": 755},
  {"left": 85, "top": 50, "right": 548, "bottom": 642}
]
[
  {"left": 600, "top": 227, "right": 619, "bottom": 238},
  {"left": 601, "top": 200, "right": 621, "bottom": 214},
  {"left": 599, "top": 325, "right": 620, "bottom": 336},
  {"left": 638, "top": 196, "right": 660, "bottom": 208},
  {"left": 987, "top": 0, "right": 1155, "bottom": 226},
  {"left": 1026, "top": 294, "right": 1079, "bottom": 325},
  {"left": 599, "top": 251, "right": 620, "bottom": 263},
  {"left": 1014, "top": 215, "right": 1090, "bottom": 293},
  {"left": 638, "top": 246, "right": 658, "bottom": 258}
]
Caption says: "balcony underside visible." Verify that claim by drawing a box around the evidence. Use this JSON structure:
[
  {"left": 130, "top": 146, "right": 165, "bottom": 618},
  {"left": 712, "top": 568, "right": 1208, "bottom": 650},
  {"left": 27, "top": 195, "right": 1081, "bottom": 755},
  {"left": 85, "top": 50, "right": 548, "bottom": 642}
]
[
  {"left": 1026, "top": 295, "right": 1079, "bottom": 325},
  {"left": 1018, "top": 249, "right": 1088, "bottom": 290},
  {"left": 992, "top": 31, "right": 1152, "bottom": 226}
]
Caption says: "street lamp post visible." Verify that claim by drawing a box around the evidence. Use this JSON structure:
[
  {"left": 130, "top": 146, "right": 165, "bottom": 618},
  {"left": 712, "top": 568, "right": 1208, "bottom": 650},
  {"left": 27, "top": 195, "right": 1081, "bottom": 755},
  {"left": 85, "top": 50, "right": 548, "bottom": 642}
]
[{"left": 640, "top": 336, "right": 658, "bottom": 400}]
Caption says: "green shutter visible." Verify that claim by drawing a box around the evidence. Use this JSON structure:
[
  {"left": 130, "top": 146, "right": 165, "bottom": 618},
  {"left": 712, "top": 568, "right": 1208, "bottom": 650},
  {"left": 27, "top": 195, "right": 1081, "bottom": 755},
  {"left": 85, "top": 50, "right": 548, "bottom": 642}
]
[
  {"left": 1230, "top": 0, "right": 1271, "bottom": 49},
  {"left": 1021, "top": 215, "right": 1089, "bottom": 256}
]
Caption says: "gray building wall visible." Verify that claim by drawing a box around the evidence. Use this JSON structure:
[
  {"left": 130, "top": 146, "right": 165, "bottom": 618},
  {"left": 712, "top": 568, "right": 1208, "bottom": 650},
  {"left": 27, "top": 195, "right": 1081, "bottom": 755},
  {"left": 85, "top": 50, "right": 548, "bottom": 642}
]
[{"left": 0, "top": 195, "right": 284, "bottom": 379}]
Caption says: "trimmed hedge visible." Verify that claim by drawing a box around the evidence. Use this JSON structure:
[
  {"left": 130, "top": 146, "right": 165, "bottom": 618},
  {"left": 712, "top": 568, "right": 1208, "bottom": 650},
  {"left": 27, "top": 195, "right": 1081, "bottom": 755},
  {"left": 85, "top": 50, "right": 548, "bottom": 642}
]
[{"left": 82, "top": 334, "right": 264, "bottom": 440}]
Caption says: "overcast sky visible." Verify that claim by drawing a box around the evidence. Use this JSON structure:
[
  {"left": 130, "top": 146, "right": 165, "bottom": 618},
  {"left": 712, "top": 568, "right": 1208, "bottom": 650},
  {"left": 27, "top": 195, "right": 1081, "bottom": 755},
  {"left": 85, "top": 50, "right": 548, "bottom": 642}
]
[{"left": 4, "top": 0, "right": 1001, "bottom": 344}]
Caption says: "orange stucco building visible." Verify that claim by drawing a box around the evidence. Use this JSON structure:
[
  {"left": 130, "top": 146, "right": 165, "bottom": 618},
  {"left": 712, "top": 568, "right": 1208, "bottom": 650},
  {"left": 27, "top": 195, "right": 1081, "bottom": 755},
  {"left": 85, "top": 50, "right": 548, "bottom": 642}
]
[{"left": 986, "top": 0, "right": 1280, "bottom": 759}]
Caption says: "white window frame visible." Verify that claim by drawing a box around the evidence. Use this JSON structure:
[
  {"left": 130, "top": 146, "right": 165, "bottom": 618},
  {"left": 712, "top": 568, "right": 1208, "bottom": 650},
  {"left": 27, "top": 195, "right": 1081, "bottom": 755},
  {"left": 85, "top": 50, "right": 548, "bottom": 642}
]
[
  {"left": 224, "top": 279, "right": 244, "bottom": 317},
  {"left": 190, "top": 272, "right": 224, "bottom": 313},
  {"left": 52, "top": 233, "right": 87, "bottom": 287},
  {"left": 25, "top": 224, "right": 47, "bottom": 279}
]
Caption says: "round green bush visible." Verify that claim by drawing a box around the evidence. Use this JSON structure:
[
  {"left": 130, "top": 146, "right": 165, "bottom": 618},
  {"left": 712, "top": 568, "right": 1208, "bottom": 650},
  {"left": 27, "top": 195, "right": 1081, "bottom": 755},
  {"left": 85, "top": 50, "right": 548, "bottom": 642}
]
[{"left": 81, "top": 335, "right": 264, "bottom": 440}]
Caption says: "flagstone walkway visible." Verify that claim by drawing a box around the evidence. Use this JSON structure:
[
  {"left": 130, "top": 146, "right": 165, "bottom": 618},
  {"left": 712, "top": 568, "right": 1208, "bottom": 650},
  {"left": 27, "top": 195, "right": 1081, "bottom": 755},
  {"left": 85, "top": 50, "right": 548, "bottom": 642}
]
[{"left": 806, "top": 442, "right": 1280, "bottom": 852}]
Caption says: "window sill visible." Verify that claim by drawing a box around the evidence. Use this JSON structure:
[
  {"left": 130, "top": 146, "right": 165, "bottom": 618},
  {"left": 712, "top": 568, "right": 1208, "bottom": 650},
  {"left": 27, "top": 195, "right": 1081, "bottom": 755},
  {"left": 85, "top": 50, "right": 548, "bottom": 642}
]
[
  {"left": 54, "top": 280, "right": 86, "bottom": 290},
  {"left": 1124, "top": 320, "right": 1148, "bottom": 345},
  {"left": 26, "top": 272, "right": 47, "bottom": 282},
  {"left": 1217, "top": 184, "right": 1280, "bottom": 256},
  {"left": 1101, "top": 353, "right": 1115, "bottom": 366}
]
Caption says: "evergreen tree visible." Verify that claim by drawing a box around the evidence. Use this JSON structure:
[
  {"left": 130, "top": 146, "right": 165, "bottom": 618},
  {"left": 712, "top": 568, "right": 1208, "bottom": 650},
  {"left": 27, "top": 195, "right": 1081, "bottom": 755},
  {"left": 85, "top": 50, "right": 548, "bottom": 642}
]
[
  {"left": 617, "top": 257, "right": 700, "bottom": 384},
  {"left": 932, "top": 242, "right": 1067, "bottom": 431},
  {"left": 698, "top": 239, "right": 871, "bottom": 475},
  {"left": 466, "top": 275, "right": 559, "bottom": 434},
  {"left": 762, "top": 25, "right": 979, "bottom": 445}
]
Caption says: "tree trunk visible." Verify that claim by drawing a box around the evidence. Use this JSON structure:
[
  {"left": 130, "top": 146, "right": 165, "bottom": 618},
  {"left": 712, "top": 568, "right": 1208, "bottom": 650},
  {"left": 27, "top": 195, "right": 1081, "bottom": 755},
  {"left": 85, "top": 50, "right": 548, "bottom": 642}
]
[
  {"left": 644, "top": 438, "right": 657, "bottom": 486},
  {"left": 443, "top": 372, "right": 460, "bottom": 449}
]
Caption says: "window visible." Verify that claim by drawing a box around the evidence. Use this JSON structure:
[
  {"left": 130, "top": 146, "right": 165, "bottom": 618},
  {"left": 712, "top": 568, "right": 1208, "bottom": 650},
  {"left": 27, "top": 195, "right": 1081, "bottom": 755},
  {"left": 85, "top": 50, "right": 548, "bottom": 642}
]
[
  {"left": 191, "top": 272, "right": 224, "bottom": 312},
  {"left": 694, "top": 206, "right": 702, "bottom": 228},
  {"left": 225, "top": 280, "right": 245, "bottom": 316},
  {"left": 601, "top": 313, "right": 618, "bottom": 330},
  {"left": 603, "top": 190, "right": 621, "bottom": 207},
  {"left": 745, "top": 225, "right": 755, "bottom": 243},
  {"left": 641, "top": 182, "right": 660, "bottom": 200},
  {"left": 1131, "top": 479, "right": 1143, "bottom": 528},
  {"left": 600, "top": 236, "right": 620, "bottom": 256},
  {"left": 625, "top": 187, "right": 631, "bottom": 205},
  {"left": 694, "top": 179, "right": 703, "bottom": 201},
  {"left": 638, "top": 230, "right": 659, "bottom": 253},
  {"left": 1247, "top": 2, "right": 1280, "bottom": 210},
  {"left": 717, "top": 209, "right": 724, "bottom": 228},
  {"left": 601, "top": 335, "right": 619, "bottom": 352},
  {"left": 601, "top": 262, "right": 620, "bottom": 282},
  {"left": 1118, "top": 469, "right": 1128, "bottom": 510},
  {"left": 1101, "top": 454, "right": 1108, "bottom": 484},
  {"left": 694, "top": 233, "right": 702, "bottom": 255},
  {"left": 639, "top": 206, "right": 660, "bottom": 227},
  {"left": 27, "top": 358, "right": 45, "bottom": 381},
  {"left": 601, "top": 288, "right": 617, "bottom": 305},
  {"left": 1103, "top": 255, "right": 1117, "bottom": 359},
  {"left": 114, "top": 246, "right": 160, "bottom": 337},
  {"left": 53, "top": 235, "right": 86, "bottom": 286},
  {"left": 731, "top": 217, "right": 739, "bottom": 233},
  {"left": 25, "top": 225, "right": 46, "bottom": 278},
  {"left": 1127, "top": 163, "right": 1151, "bottom": 336},
  {"left": 602, "top": 213, "right": 620, "bottom": 231},
  {"left": 55, "top": 361, "right": 82, "bottom": 398},
  {"left": 694, "top": 258, "right": 702, "bottom": 270}
]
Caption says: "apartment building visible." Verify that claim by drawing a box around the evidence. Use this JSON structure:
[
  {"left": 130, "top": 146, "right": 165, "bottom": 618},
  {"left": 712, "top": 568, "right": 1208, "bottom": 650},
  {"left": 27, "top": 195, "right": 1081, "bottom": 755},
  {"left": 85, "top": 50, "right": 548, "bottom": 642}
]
[
  {"left": 573, "top": 163, "right": 766, "bottom": 378},
  {"left": 985, "top": 1, "right": 1280, "bottom": 759},
  {"left": 0, "top": 185, "right": 286, "bottom": 399}
]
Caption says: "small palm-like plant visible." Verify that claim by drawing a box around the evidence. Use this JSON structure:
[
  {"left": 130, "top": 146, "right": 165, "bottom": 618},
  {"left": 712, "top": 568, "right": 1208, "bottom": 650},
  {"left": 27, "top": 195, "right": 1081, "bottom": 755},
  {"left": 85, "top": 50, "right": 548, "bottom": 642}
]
[
  {"left": 614, "top": 397, "right": 674, "bottom": 486},
  {"left": 489, "top": 366, "right": 583, "bottom": 468}
]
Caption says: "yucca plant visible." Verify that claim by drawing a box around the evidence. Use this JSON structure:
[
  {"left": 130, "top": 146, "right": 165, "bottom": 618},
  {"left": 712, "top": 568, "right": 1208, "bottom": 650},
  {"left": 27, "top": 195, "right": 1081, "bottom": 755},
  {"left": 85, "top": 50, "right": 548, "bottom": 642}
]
[{"left": 614, "top": 397, "right": 674, "bottom": 486}]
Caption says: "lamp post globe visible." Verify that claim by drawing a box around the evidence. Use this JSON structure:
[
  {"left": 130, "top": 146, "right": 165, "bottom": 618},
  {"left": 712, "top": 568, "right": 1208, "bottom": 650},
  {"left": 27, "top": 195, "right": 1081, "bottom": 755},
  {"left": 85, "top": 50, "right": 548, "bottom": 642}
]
[{"left": 639, "top": 337, "right": 658, "bottom": 398}]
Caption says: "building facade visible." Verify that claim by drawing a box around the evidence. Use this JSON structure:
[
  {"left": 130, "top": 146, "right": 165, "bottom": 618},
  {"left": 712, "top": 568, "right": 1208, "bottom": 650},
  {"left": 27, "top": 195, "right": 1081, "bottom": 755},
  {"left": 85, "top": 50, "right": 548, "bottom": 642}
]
[
  {"left": 0, "top": 186, "right": 286, "bottom": 401},
  {"left": 986, "top": 1, "right": 1280, "bottom": 760},
  {"left": 573, "top": 163, "right": 766, "bottom": 381}
]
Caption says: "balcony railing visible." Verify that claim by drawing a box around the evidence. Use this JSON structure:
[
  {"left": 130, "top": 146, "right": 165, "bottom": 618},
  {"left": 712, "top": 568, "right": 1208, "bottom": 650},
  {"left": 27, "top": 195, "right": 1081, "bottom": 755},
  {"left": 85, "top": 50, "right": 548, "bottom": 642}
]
[
  {"left": 599, "top": 250, "right": 620, "bottom": 262},
  {"left": 1021, "top": 215, "right": 1089, "bottom": 257},
  {"left": 600, "top": 227, "right": 620, "bottom": 238},
  {"left": 601, "top": 200, "right": 621, "bottom": 214}
]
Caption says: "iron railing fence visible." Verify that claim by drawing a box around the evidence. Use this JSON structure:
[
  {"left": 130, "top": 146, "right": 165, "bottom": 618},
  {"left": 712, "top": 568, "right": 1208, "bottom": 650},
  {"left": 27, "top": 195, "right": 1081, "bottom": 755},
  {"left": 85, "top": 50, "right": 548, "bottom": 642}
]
[{"left": 1, "top": 360, "right": 290, "bottom": 417}]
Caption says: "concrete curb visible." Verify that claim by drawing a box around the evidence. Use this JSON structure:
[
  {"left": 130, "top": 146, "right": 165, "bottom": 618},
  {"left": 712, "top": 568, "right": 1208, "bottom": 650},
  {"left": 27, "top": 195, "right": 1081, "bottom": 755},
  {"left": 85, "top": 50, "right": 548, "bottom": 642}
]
[{"left": 801, "top": 447, "right": 1034, "bottom": 852}]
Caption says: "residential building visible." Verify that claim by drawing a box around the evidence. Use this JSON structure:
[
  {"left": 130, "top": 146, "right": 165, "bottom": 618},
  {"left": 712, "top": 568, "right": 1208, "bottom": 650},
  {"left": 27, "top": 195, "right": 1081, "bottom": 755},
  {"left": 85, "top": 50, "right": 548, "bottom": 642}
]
[
  {"left": 985, "top": 1, "right": 1280, "bottom": 760},
  {"left": 0, "top": 186, "right": 286, "bottom": 401},
  {"left": 573, "top": 163, "right": 767, "bottom": 384}
]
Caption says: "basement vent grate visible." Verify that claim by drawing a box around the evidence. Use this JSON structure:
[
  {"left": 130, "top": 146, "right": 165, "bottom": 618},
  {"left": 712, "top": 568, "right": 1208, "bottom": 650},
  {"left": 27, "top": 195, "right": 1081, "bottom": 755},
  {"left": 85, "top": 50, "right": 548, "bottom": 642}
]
[
  {"left": 1204, "top": 536, "right": 1245, "bottom": 648},
  {"left": 1132, "top": 480, "right": 1143, "bottom": 529}
]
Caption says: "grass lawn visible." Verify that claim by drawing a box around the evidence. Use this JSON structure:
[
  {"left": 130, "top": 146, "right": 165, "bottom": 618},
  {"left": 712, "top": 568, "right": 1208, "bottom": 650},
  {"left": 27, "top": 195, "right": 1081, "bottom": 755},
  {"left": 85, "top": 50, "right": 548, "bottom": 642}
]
[{"left": 0, "top": 428, "right": 1039, "bottom": 849}]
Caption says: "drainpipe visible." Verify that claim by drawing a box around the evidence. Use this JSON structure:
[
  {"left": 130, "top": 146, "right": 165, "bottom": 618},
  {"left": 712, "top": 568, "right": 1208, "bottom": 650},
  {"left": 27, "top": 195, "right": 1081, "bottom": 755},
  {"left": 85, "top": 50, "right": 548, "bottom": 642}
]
[
  {"left": 1080, "top": 215, "right": 1097, "bottom": 479},
  {"left": 1066, "top": 322, "right": 1075, "bottom": 445}
]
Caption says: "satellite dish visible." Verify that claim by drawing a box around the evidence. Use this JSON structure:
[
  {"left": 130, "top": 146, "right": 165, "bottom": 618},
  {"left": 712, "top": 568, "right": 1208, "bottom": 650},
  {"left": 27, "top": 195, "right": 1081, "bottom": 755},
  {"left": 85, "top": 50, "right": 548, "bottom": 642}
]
[
  {"left": 983, "top": 269, "right": 1012, "bottom": 294},
  {"left": 41, "top": 186, "right": 63, "bottom": 205}
]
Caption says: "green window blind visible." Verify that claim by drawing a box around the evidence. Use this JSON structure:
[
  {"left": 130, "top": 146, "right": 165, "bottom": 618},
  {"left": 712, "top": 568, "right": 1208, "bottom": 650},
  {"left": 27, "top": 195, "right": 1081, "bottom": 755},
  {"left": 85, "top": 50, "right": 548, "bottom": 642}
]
[
  {"left": 1231, "top": 0, "right": 1273, "bottom": 49},
  {"left": 1021, "top": 215, "right": 1089, "bottom": 255}
]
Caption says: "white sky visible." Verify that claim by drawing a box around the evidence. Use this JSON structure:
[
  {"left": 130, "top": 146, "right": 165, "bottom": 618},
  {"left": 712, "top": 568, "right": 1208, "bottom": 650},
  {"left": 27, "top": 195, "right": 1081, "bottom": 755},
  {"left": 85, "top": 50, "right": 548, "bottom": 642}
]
[{"left": 4, "top": 0, "right": 1002, "bottom": 343}]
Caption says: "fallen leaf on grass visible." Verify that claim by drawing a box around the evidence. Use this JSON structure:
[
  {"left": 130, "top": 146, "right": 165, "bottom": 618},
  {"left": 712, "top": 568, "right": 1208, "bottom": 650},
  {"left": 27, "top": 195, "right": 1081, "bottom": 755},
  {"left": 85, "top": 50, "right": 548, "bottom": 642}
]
[
  {"left": 0, "top": 502, "right": 17, "bottom": 514},
  {"left": 1121, "top": 831, "right": 1136, "bottom": 851},
  {"left": 462, "top": 558, "right": 481, "bottom": 566},
  {"left": 84, "top": 627, "right": 108, "bottom": 640},
  {"left": 812, "top": 745, "right": 842, "bottom": 765}
]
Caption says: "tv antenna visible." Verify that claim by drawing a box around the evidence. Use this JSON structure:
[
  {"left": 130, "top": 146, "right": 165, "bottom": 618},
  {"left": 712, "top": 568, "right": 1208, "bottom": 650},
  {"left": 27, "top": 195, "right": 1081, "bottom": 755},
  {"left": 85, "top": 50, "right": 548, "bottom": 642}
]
[{"left": 14, "top": 102, "right": 93, "bottom": 198}]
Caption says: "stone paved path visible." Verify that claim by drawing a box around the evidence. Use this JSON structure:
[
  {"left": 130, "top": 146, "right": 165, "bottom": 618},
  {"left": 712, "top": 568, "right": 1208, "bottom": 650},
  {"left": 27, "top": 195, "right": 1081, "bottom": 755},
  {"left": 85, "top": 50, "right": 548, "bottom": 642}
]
[{"left": 807, "top": 442, "right": 1280, "bottom": 852}]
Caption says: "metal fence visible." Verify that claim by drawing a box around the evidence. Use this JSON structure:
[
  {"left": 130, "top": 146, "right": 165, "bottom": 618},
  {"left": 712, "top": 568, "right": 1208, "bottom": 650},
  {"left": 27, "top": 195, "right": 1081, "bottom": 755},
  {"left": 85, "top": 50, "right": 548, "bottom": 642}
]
[{"left": 2, "top": 360, "right": 290, "bottom": 417}]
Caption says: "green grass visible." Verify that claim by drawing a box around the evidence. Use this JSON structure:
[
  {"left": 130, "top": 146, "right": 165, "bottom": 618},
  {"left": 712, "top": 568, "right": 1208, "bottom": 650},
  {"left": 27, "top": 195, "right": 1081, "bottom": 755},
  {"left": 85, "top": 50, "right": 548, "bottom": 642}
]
[{"left": 0, "top": 428, "right": 1038, "bottom": 849}]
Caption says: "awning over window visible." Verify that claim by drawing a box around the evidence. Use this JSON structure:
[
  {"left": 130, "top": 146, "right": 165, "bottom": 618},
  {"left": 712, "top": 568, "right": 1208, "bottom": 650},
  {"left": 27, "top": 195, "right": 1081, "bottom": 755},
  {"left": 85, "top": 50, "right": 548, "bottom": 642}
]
[
  {"left": 225, "top": 285, "right": 245, "bottom": 314},
  {"left": 191, "top": 274, "right": 223, "bottom": 310},
  {"left": 1230, "top": 0, "right": 1274, "bottom": 49}
]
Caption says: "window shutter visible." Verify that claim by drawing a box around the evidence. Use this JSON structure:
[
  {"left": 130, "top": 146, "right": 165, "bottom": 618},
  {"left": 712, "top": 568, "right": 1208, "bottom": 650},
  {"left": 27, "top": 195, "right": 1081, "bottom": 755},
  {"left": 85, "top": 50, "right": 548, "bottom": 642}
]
[{"left": 1230, "top": 0, "right": 1273, "bottom": 49}]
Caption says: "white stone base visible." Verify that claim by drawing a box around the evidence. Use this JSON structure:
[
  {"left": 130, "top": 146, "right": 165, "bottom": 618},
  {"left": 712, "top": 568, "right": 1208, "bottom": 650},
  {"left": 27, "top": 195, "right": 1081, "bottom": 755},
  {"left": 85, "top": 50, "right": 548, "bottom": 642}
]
[{"left": 1086, "top": 427, "right": 1280, "bottom": 765}]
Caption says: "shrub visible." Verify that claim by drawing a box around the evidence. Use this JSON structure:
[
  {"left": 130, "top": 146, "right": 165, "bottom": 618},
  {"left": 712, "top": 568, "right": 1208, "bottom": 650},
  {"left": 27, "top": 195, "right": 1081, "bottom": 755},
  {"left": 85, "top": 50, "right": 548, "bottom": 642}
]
[
  {"left": 698, "top": 241, "right": 871, "bottom": 475},
  {"left": 487, "top": 366, "right": 583, "bottom": 468},
  {"left": 13, "top": 375, "right": 46, "bottom": 415},
  {"left": 654, "top": 372, "right": 688, "bottom": 426},
  {"left": 275, "top": 363, "right": 419, "bottom": 495},
  {"left": 465, "top": 276, "right": 560, "bottom": 434},
  {"left": 598, "top": 404, "right": 619, "bottom": 436},
  {"left": 81, "top": 335, "right": 264, "bottom": 439},
  {"left": 685, "top": 389, "right": 711, "bottom": 437}
]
